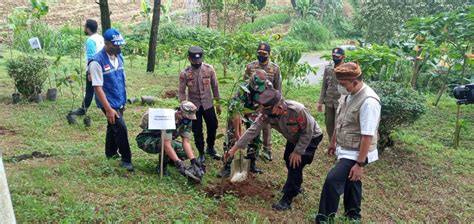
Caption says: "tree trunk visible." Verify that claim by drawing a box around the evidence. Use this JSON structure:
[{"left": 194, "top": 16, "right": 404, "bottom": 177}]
[
  {"left": 206, "top": 6, "right": 211, "bottom": 28},
  {"left": 433, "top": 65, "right": 452, "bottom": 107},
  {"left": 146, "top": 0, "right": 161, "bottom": 73},
  {"left": 410, "top": 48, "right": 423, "bottom": 89},
  {"left": 98, "top": 0, "right": 111, "bottom": 33},
  {"left": 453, "top": 46, "right": 469, "bottom": 149}
]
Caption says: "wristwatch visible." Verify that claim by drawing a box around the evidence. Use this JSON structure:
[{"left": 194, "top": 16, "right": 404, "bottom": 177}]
[{"left": 356, "top": 161, "right": 366, "bottom": 167}]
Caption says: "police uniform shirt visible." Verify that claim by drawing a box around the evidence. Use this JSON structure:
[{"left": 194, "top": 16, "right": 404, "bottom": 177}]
[{"left": 235, "top": 100, "right": 323, "bottom": 155}]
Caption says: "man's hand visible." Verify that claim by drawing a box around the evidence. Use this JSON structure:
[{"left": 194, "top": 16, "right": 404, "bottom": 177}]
[
  {"left": 327, "top": 143, "right": 336, "bottom": 156},
  {"left": 349, "top": 164, "right": 364, "bottom": 181},
  {"left": 289, "top": 152, "right": 302, "bottom": 168},
  {"left": 224, "top": 145, "right": 239, "bottom": 163},
  {"left": 106, "top": 108, "right": 120, "bottom": 124},
  {"left": 216, "top": 105, "right": 222, "bottom": 115},
  {"left": 317, "top": 103, "right": 324, "bottom": 112}
]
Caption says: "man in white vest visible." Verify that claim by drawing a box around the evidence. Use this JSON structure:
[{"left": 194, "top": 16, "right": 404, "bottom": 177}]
[{"left": 316, "top": 62, "right": 381, "bottom": 223}]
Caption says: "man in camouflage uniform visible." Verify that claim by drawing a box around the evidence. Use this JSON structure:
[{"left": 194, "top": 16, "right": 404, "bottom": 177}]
[
  {"left": 317, "top": 47, "right": 344, "bottom": 141},
  {"left": 136, "top": 101, "right": 205, "bottom": 183},
  {"left": 244, "top": 42, "right": 282, "bottom": 161},
  {"left": 224, "top": 88, "right": 324, "bottom": 210},
  {"left": 218, "top": 70, "right": 270, "bottom": 178},
  {"left": 179, "top": 46, "right": 222, "bottom": 164}
]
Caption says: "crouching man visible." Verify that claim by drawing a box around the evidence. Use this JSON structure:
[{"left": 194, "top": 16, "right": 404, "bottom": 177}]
[
  {"left": 136, "top": 101, "right": 205, "bottom": 183},
  {"left": 224, "top": 88, "right": 323, "bottom": 210}
]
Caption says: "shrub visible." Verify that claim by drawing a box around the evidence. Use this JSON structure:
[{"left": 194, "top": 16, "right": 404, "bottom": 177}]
[
  {"left": 370, "top": 81, "right": 426, "bottom": 151},
  {"left": 239, "top": 13, "right": 291, "bottom": 33},
  {"left": 286, "top": 19, "right": 331, "bottom": 50},
  {"left": 7, "top": 56, "right": 50, "bottom": 98}
]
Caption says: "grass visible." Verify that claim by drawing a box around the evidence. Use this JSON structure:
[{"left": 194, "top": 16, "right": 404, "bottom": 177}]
[{"left": 0, "top": 46, "right": 473, "bottom": 222}]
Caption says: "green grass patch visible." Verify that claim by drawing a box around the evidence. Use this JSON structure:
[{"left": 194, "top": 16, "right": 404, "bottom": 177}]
[{"left": 239, "top": 13, "right": 291, "bottom": 33}]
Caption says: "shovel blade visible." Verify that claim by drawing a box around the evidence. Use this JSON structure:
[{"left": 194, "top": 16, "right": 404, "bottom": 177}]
[{"left": 230, "top": 157, "right": 249, "bottom": 183}]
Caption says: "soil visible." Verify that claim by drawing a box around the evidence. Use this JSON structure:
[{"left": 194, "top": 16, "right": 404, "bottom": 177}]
[
  {"left": 203, "top": 174, "right": 276, "bottom": 200},
  {"left": 162, "top": 90, "right": 177, "bottom": 99},
  {"left": 9, "top": 151, "right": 51, "bottom": 162},
  {"left": 0, "top": 126, "right": 16, "bottom": 135}
]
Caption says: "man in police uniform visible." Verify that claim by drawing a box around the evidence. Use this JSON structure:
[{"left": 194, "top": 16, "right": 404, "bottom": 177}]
[
  {"left": 218, "top": 70, "right": 270, "bottom": 178},
  {"left": 224, "top": 88, "right": 323, "bottom": 210},
  {"left": 315, "top": 62, "right": 381, "bottom": 223},
  {"left": 89, "top": 28, "right": 133, "bottom": 171},
  {"left": 244, "top": 42, "right": 282, "bottom": 161},
  {"left": 179, "top": 46, "right": 221, "bottom": 164},
  {"left": 136, "top": 101, "right": 205, "bottom": 183},
  {"left": 317, "top": 47, "right": 344, "bottom": 142}
]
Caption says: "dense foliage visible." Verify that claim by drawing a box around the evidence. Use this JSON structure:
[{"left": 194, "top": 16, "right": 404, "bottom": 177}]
[
  {"left": 371, "top": 81, "right": 426, "bottom": 150},
  {"left": 7, "top": 56, "right": 50, "bottom": 98}
]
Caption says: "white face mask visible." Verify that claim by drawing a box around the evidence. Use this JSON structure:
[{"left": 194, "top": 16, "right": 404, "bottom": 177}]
[{"left": 337, "top": 84, "right": 350, "bottom": 95}]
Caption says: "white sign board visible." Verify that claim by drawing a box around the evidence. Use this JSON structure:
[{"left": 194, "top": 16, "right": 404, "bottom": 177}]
[
  {"left": 148, "top": 108, "right": 176, "bottom": 130},
  {"left": 28, "top": 37, "right": 41, "bottom": 50}
]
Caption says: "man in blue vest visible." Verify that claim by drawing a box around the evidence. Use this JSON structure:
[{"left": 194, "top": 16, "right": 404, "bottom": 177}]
[{"left": 89, "top": 28, "right": 134, "bottom": 171}]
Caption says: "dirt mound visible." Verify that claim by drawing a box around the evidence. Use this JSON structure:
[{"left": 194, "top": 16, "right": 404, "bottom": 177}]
[
  {"left": 162, "top": 90, "right": 178, "bottom": 99},
  {"left": 204, "top": 175, "right": 276, "bottom": 200},
  {"left": 0, "top": 126, "right": 16, "bottom": 135}
]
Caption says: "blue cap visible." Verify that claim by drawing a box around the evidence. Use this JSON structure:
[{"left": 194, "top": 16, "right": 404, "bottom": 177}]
[{"left": 103, "top": 28, "right": 125, "bottom": 46}]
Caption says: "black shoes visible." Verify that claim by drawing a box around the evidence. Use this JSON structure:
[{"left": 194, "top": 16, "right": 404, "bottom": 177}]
[
  {"left": 120, "top": 161, "right": 135, "bottom": 172},
  {"left": 249, "top": 159, "right": 263, "bottom": 174},
  {"left": 197, "top": 153, "right": 206, "bottom": 164},
  {"left": 272, "top": 196, "right": 292, "bottom": 211},
  {"left": 70, "top": 107, "right": 86, "bottom": 116},
  {"left": 217, "top": 161, "right": 231, "bottom": 178},
  {"left": 206, "top": 147, "right": 222, "bottom": 160},
  {"left": 156, "top": 163, "right": 170, "bottom": 176}
]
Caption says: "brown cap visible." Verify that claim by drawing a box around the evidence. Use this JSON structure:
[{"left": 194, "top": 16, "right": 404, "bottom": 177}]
[
  {"left": 258, "top": 88, "right": 282, "bottom": 114},
  {"left": 334, "top": 62, "right": 362, "bottom": 80},
  {"left": 180, "top": 101, "right": 197, "bottom": 120}
]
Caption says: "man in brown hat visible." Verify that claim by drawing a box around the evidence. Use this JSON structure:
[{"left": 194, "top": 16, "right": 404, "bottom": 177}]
[
  {"left": 243, "top": 42, "right": 282, "bottom": 162},
  {"left": 179, "top": 46, "right": 222, "bottom": 164},
  {"left": 317, "top": 47, "right": 345, "bottom": 142},
  {"left": 315, "top": 62, "right": 381, "bottom": 223},
  {"left": 224, "top": 88, "right": 323, "bottom": 210},
  {"left": 136, "top": 101, "right": 205, "bottom": 183}
]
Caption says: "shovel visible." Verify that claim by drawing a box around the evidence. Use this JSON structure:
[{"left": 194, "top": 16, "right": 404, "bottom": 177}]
[{"left": 230, "top": 150, "right": 249, "bottom": 183}]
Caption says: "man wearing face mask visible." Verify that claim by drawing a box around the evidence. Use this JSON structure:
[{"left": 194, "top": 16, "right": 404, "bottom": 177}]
[
  {"left": 179, "top": 46, "right": 222, "bottom": 164},
  {"left": 317, "top": 47, "right": 344, "bottom": 142},
  {"left": 224, "top": 87, "right": 323, "bottom": 210},
  {"left": 136, "top": 101, "right": 205, "bottom": 183},
  {"left": 70, "top": 19, "right": 104, "bottom": 117},
  {"left": 244, "top": 42, "right": 282, "bottom": 162},
  {"left": 89, "top": 28, "right": 134, "bottom": 171},
  {"left": 315, "top": 62, "right": 381, "bottom": 223}
]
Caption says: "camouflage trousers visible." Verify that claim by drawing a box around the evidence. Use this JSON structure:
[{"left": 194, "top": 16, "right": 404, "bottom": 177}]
[
  {"left": 136, "top": 132, "right": 187, "bottom": 164},
  {"left": 223, "top": 119, "right": 262, "bottom": 160}
]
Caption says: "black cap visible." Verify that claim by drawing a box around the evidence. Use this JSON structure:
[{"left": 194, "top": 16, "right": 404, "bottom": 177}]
[
  {"left": 257, "top": 42, "right": 271, "bottom": 53},
  {"left": 332, "top": 47, "right": 345, "bottom": 56},
  {"left": 188, "top": 46, "right": 204, "bottom": 62}
]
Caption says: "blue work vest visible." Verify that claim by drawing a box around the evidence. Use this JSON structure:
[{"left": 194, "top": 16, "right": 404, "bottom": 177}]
[{"left": 92, "top": 49, "right": 127, "bottom": 109}]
